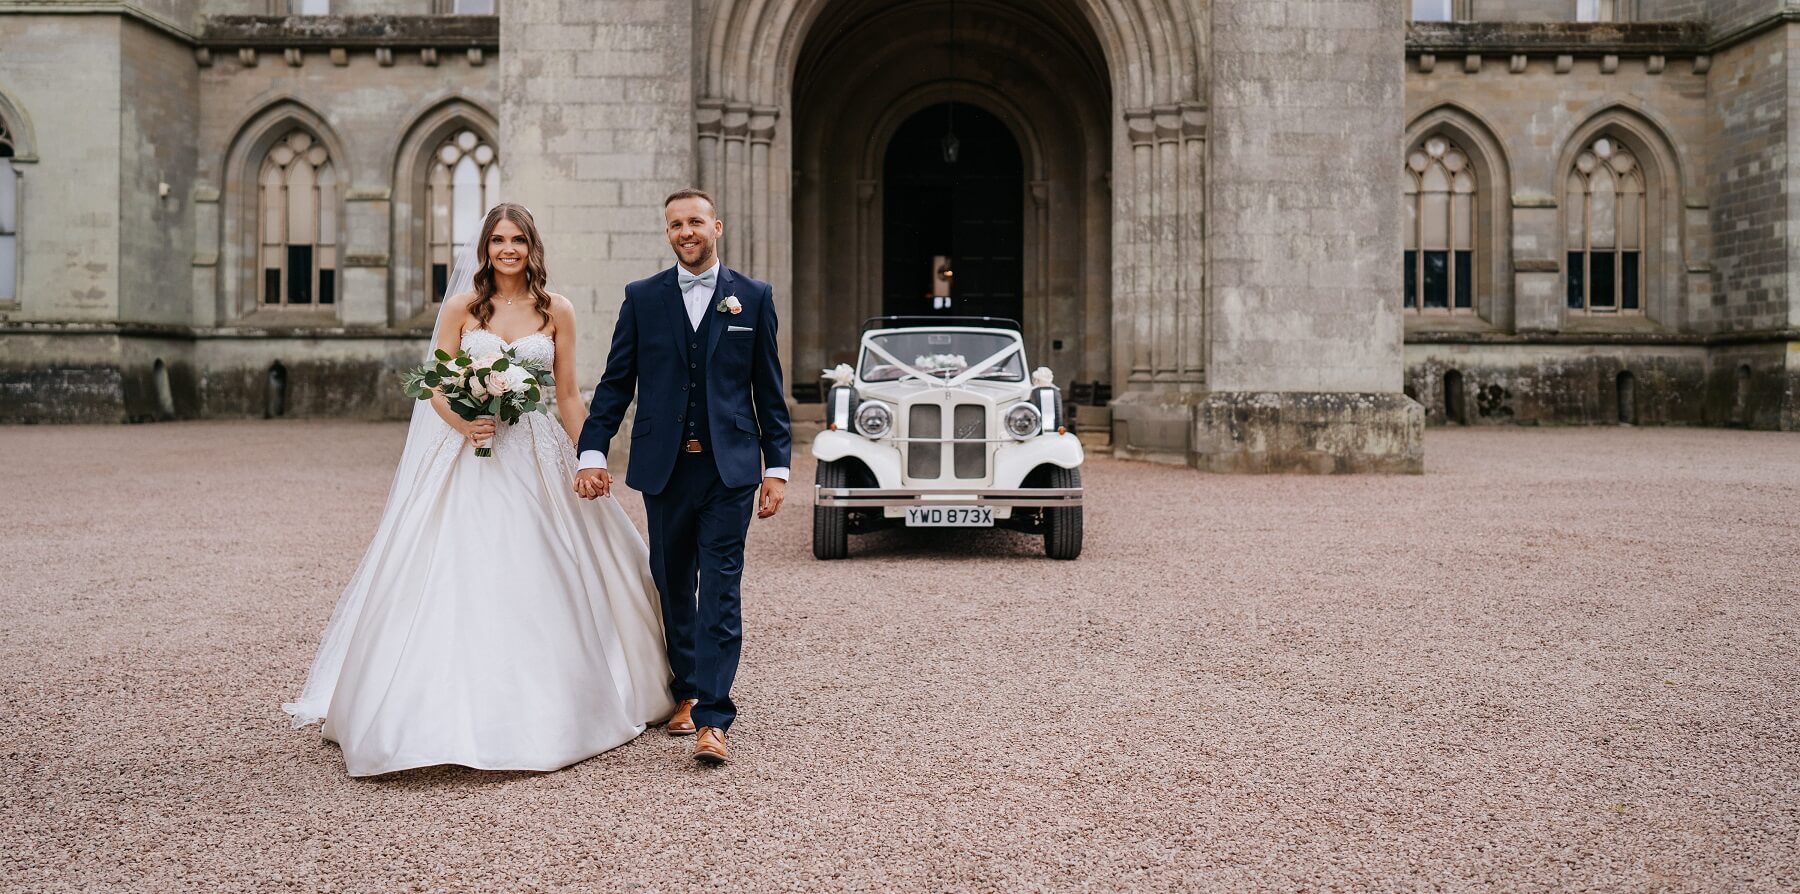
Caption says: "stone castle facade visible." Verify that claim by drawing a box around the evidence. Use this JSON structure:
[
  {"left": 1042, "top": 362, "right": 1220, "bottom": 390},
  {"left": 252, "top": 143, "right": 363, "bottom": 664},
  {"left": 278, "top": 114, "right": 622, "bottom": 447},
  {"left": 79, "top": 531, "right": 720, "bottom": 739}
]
[{"left": 0, "top": 1, "right": 1794, "bottom": 472}]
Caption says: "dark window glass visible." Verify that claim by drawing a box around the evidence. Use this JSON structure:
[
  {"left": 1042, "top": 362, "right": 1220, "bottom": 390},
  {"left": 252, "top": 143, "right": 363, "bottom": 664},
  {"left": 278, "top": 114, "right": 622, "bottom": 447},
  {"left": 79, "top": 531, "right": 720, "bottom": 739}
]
[
  {"left": 432, "top": 263, "right": 449, "bottom": 302},
  {"left": 318, "top": 268, "right": 335, "bottom": 305},
  {"left": 1422, "top": 250, "right": 1449, "bottom": 308},
  {"left": 1403, "top": 251, "right": 1417, "bottom": 308},
  {"left": 1590, "top": 250, "right": 1616, "bottom": 309},
  {"left": 286, "top": 246, "right": 313, "bottom": 304},
  {"left": 1454, "top": 250, "right": 1473, "bottom": 309},
  {"left": 1566, "top": 252, "right": 1584, "bottom": 309},
  {"left": 1621, "top": 251, "right": 1640, "bottom": 310},
  {"left": 264, "top": 269, "right": 281, "bottom": 304}
]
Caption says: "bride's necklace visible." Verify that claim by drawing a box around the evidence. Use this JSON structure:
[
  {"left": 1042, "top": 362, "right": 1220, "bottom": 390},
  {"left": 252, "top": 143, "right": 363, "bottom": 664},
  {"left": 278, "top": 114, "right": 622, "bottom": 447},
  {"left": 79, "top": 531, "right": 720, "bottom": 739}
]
[{"left": 498, "top": 290, "right": 524, "bottom": 306}]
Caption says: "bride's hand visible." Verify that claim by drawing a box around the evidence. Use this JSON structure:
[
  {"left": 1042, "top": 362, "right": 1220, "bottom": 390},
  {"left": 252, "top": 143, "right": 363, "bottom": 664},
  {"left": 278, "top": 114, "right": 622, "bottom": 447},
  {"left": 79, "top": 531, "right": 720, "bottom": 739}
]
[{"left": 461, "top": 417, "right": 497, "bottom": 444}]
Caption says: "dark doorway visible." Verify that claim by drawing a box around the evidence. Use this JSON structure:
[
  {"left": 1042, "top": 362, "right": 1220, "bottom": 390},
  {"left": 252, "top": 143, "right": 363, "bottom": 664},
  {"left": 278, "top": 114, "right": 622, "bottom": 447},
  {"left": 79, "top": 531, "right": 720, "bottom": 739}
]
[{"left": 882, "top": 102, "right": 1023, "bottom": 323}]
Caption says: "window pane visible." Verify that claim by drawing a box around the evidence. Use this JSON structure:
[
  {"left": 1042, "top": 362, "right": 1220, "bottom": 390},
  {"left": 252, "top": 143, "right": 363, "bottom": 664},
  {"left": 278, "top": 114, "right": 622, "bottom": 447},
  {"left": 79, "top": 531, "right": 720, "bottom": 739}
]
[
  {"left": 286, "top": 160, "right": 317, "bottom": 247},
  {"left": 455, "top": 0, "right": 496, "bottom": 14},
  {"left": 1567, "top": 252, "right": 1585, "bottom": 309},
  {"left": 1454, "top": 250, "right": 1473, "bottom": 309},
  {"left": 265, "top": 268, "right": 282, "bottom": 304},
  {"left": 1619, "top": 183, "right": 1642, "bottom": 250},
  {"left": 433, "top": 263, "right": 449, "bottom": 301},
  {"left": 1423, "top": 250, "right": 1449, "bottom": 308},
  {"left": 1577, "top": 0, "right": 1612, "bottom": 22},
  {"left": 287, "top": 245, "right": 313, "bottom": 304},
  {"left": 0, "top": 160, "right": 16, "bottom": 233},
  {"left": 452, "top": 156, "right": 482, "bottom": 246},
  {"left": 318, "top": 268, "right": 335, "bottom": 305},
  {"left": 290, "top": 0, "right": 328, "bottom": 14},
  {"left": 1589, "top": 171, "right": 1616, "bottom": 248},
  {"left": 1590, "top": 250, "right": 1616, "bottom": 308},
  {"left": 0, "top": 234, "right": 14, "bottom": 301},
  {"left": 1565, "top": 174, "right": 1585, "bottom": 247},
  {"left": 1412, "top": 0, "right": 1452, "bottom": 21},
  {"left": 1451, "top": 191, "right": 1473, "bottom": 250},
  {"left": 1421, "top": 189, "right": 1449, "bottom": 250},
  {"left": 1622, "top": 251, "right": 1640, "bottom": 310},
  {"left": 1404, "top": 250, "right": 1417, "bottom": 308}
]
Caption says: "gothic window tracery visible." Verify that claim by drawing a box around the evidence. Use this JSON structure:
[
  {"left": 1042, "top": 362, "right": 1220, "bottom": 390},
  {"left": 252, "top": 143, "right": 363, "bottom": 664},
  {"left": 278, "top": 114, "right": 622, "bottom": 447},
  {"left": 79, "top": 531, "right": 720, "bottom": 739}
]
[
  {"left": 427, "top": 129, "right": 500, "bottom": 301},
  {"left": 1403, "top": 135, "right": 1477, "bottom": 314},
  {"left": 259, "top": 129, "right": 338, "bottom": 307},
  {"left": 1565, "top": 136, "right": 1645, "bottom": 314}
]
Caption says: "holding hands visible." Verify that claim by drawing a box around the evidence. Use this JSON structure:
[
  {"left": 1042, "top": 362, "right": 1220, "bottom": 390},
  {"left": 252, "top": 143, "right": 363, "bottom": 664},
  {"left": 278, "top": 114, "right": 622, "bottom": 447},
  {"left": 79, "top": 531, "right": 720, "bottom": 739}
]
[{"left": 574, "top": 468, "right": 611, "bottom": 500}]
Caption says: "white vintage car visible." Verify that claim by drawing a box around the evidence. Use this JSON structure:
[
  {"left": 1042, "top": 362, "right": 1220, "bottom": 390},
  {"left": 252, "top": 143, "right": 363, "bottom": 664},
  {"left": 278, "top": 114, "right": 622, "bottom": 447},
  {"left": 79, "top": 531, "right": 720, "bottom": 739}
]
[{"left": 810, "top": 318, "right": 1084, "bottom": 560}]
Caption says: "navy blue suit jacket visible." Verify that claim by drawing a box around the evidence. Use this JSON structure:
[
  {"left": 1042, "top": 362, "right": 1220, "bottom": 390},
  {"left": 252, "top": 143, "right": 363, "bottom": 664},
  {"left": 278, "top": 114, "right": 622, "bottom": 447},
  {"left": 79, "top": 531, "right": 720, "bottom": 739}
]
[{"left": 579, "top": 265, "right": 792, "bottom": 496}]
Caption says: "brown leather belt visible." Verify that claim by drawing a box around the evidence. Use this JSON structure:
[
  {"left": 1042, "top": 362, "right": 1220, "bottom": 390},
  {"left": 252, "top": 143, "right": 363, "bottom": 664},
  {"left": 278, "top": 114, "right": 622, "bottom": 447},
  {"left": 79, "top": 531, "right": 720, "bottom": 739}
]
[{"left": 683, "top": 439, "right": 705, "bottom": 454}]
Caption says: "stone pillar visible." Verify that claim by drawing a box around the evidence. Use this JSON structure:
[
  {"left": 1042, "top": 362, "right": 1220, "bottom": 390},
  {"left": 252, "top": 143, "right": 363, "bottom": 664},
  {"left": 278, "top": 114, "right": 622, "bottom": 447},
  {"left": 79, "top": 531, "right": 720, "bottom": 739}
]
[
  {"left": 499, "top": 0, "right": 698, "bottom": 470},
  {"left": 1197, "top": 0, "right": 1422, "bottom": 472},
  {"left": 1107, "top": 102, "right": 1209, "bottom": 463}
]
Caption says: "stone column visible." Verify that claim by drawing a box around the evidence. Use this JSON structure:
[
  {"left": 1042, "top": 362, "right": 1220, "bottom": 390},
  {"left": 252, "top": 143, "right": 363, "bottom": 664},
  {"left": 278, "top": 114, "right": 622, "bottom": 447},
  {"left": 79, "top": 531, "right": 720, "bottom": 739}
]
[
  {"left": 1198, "top": 0, "right": 1422, "bottom": 472},
  {"left": 500, "top": 0, "right": 698, "bottom": 470}
]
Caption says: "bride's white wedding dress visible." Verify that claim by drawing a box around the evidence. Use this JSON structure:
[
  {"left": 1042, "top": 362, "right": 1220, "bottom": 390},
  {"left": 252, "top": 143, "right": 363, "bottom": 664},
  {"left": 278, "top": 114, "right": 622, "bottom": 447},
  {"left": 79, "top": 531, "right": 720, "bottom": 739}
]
[{"left": 283, "top": 329, "right": 674, "bottom": 776}]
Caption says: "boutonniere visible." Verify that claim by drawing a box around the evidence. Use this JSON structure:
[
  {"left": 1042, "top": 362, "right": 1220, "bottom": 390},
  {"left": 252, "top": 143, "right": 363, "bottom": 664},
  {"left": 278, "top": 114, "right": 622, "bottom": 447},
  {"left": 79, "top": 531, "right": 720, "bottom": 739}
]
[{"left": 715, "top": 295, "right": 743, "bottom": 315}]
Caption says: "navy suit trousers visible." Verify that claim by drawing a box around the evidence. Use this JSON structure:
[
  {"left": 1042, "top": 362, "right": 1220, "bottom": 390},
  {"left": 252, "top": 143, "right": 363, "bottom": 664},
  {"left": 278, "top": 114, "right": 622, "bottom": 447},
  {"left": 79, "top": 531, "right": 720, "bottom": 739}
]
[{"left": 642, "top": 449, "right": 757, "bottom": 731}]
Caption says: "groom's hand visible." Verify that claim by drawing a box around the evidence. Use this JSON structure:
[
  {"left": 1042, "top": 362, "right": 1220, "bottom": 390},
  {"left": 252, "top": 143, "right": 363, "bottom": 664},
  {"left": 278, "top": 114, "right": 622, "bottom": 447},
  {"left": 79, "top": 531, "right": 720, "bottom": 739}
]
[
  {"left": 575, "top": 468, "right": 611, "bottom": 500},
  {"left": 757, "top": 477, "right": 786, "bottom": 519}
]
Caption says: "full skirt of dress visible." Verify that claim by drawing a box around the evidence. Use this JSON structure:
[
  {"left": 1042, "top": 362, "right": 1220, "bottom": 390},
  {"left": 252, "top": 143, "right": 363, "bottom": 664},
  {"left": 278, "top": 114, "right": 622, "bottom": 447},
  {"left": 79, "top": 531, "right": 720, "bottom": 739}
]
[{"left": 283, "top": 410, "right": 673, "bottom": 776}]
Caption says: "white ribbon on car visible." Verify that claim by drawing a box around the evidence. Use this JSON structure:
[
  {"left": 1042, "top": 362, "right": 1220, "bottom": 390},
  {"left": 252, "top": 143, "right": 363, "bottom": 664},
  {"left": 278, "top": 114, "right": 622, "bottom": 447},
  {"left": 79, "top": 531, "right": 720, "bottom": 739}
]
[{"left": 861, "top": 338, "right": 1023, "bottom": 389}]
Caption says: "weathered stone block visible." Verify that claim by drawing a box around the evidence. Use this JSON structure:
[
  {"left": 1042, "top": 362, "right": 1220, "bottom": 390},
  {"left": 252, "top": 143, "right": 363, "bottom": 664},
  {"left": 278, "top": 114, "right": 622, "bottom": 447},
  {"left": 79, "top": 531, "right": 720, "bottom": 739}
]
[{"left": 1190, "top": 392, "right": 1425, "bottom": 474}]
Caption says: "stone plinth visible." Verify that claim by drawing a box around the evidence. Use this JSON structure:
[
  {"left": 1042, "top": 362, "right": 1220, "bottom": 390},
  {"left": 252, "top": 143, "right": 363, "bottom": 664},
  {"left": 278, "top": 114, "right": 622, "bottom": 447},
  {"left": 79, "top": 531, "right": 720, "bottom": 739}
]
[{"left": 1191, "top": 392, "right": 1425, "bottom": 474}]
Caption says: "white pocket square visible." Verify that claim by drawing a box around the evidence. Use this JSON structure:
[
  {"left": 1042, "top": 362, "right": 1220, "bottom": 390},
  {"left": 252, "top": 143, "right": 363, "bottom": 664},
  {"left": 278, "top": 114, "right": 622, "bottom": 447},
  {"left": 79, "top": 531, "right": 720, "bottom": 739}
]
[{"left": 727, "top": 325, "right": 754, "bottom": 332}]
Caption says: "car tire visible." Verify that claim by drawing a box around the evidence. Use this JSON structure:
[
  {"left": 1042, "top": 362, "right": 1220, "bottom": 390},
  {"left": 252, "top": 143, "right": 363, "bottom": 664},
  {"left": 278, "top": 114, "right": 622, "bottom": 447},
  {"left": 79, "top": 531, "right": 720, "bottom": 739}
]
[
  {"left": 813, "top": 459, "right": 850, "bottom": 560},
  {"left": 1043, "top": 465, "right": 1083, "bottom": 560}
]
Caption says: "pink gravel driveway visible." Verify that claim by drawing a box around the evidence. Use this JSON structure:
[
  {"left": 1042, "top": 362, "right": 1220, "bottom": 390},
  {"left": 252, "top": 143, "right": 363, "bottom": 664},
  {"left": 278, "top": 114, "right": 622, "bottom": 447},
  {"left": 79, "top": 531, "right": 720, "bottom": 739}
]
[{"left": 1, "top": 422, "right": 1796, "bottom": 892}]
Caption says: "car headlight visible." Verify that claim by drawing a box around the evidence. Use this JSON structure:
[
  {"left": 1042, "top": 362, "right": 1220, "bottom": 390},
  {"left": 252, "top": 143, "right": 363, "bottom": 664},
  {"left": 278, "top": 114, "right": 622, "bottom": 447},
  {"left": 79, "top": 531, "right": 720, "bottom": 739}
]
[
  {"left": 855, "top": 402, "right": 892, "bottom": 439},
  {"left": 1004, "top": 403, "right": 1041, "bottom": 440}
]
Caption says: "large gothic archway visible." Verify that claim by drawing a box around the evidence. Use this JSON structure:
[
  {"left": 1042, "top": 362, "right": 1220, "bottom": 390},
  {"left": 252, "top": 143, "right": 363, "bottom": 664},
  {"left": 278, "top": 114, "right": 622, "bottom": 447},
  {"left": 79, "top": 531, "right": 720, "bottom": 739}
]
[{"left": 695, "top": 0, "right": 1207, "bottom": 400}]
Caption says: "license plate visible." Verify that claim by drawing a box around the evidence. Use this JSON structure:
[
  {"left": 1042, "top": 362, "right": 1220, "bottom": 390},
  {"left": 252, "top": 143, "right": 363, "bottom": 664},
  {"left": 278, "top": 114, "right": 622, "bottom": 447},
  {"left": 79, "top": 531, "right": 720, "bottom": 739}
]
[{"left": 905, "top": 506, "right": 993, "bottom": 527}]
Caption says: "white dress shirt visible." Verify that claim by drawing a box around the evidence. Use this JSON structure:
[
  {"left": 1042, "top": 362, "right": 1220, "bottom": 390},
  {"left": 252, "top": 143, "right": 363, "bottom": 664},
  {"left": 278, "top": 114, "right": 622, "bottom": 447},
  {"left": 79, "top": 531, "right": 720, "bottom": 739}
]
[{"left": 578, "top": 260, "right": 789, "bottom": 482}]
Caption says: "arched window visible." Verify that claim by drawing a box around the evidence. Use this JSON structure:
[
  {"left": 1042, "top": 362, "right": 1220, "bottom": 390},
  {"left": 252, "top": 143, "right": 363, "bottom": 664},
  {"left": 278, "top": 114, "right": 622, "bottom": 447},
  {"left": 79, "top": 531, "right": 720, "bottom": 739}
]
[
  {"left": 259, "top": 129, "right": 338, "bottom": 307},
  {"left": 1566, "top": 136, "right": 1644, "bottom": 314},
  {"left": 0, "top": 118, "right": 17, "bottom": 302},
  {"left": 1404, "top": 135, "right": 1476, "bottom": 314},
  {"left": 427, "top": 129, "right": 499, "bottom": 301}
]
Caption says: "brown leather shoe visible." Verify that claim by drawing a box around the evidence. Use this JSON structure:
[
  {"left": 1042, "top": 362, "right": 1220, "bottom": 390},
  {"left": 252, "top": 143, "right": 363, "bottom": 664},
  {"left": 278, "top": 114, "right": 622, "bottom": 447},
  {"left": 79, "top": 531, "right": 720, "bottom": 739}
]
[
  {"left": 693, "top": 727, "right": 729, "bottom": 764},
  {"left": 666, "top": 699, "right": 699, "bottom": 736}
]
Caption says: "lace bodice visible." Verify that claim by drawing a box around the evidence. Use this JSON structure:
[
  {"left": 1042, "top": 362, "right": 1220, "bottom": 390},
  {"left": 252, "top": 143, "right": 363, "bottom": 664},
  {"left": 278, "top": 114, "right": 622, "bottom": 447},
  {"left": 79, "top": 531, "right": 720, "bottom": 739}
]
[
  {"left": 448, "top": 329, "right": 572, "bottom": 475},
  {"left": 460, "top": 329, "right": 555, "bottom": 367}
]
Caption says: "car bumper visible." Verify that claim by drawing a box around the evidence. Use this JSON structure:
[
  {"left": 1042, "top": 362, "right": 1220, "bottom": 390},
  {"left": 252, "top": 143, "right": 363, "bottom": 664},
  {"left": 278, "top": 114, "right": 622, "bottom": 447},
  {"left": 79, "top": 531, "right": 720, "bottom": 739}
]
[{"left": 813, "top": 487, "right": 1082, "bottom": 508}]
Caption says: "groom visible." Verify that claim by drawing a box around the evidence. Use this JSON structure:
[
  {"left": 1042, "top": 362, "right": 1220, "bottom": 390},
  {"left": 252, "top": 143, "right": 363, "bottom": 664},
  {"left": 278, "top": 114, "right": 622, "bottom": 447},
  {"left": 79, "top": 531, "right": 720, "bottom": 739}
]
[{"left": 574, "top": 188, "right": 791, "bottom": 765}]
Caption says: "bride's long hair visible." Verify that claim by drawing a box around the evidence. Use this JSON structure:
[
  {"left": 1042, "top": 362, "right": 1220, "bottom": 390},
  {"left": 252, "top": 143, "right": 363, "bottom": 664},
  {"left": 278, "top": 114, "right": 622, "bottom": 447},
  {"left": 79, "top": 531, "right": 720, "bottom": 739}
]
[{"left": 469, "top": 202, "right": 553, "bottom": 330}]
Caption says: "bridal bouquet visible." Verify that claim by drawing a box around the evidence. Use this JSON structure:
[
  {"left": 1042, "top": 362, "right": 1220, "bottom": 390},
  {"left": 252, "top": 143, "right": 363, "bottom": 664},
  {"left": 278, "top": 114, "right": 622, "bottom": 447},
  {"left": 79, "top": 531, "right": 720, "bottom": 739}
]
[{"left": 402, "top": 347, "right": 554, "bottom": 457}]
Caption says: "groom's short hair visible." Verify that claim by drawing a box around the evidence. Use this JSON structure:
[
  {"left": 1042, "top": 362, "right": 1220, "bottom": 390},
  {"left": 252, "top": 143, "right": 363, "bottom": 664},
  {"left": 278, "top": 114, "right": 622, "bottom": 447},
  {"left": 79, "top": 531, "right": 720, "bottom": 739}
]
[{"left": 664, "top": 188, "right": 717, "bottom": 216}]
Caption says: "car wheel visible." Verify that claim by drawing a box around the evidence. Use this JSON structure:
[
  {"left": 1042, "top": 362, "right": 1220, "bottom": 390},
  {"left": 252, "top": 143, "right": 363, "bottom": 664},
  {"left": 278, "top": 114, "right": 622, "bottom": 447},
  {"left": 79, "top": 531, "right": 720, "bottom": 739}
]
[
  {"left": 813, "top": 459, "right": 849, "bottom": 560},
  {"left": 1043, "top": 466, "right": 1083, "bottom": 560}
]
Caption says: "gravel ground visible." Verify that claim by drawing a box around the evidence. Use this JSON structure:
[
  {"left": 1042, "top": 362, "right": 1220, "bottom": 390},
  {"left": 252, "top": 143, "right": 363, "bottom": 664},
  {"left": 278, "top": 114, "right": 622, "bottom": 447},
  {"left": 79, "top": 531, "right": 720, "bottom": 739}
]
[{"left": 1, "top": 421, "right": 1796, "bottom": 893}]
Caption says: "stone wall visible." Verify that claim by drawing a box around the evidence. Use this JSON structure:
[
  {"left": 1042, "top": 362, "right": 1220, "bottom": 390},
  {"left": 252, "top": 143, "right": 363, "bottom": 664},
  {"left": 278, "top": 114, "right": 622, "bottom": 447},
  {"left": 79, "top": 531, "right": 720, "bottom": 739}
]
[
  {"left": 120, "top": 20, "right": 200, "bottom": 327},
  {"left": 1707, "top": 25, "right": 1791, "bottom": 334},
  {"left": 0, "top": 15, "right": 123, "bottom": 322}
]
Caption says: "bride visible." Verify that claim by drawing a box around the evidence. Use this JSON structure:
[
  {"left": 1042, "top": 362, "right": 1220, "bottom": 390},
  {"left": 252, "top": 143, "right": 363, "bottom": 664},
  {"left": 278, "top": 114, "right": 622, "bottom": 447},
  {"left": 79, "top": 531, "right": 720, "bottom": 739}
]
[{"left": 282, "top": 202, "right": 674, "bottom": 776}]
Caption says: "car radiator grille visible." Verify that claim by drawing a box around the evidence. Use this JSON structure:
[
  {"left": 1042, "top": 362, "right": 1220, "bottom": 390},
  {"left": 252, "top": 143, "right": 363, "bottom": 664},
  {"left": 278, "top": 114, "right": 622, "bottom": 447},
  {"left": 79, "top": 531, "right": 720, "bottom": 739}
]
[{"left": 905, "top": 403, "right": 989, "bottom": 480}]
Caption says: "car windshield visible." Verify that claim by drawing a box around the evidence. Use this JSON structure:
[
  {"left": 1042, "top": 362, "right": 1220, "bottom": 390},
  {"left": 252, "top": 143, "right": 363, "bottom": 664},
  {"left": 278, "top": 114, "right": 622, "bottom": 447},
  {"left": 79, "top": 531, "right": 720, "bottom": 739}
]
[{"left": 859, "top": 330, "right": 1025, "bottom": 383}]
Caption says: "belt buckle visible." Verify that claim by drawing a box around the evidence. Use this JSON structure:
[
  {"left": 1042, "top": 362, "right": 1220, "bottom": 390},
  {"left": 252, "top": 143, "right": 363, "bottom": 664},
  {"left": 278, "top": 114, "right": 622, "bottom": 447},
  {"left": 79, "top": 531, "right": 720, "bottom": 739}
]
[{"left": 684, "top": 439, "right": 703, "bottom": 454}]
